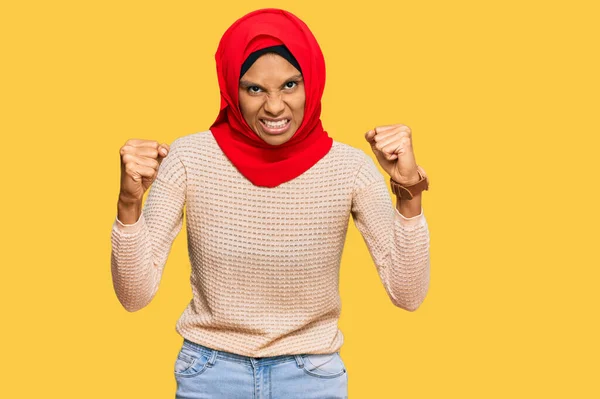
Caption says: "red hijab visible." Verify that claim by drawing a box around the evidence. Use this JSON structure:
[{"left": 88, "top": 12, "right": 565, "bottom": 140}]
[{"left": 209, "top": 8, "right": 333, "bottom": 188}]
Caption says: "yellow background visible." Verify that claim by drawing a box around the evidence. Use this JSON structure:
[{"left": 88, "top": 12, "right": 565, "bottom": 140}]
[{"left": 2, "top": 0, "right": 598, "bottom": 397}]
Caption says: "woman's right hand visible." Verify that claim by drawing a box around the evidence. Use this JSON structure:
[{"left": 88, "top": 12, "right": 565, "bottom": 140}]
[{"left": 119, "top": 139, "right": 170, "bottom": 204}]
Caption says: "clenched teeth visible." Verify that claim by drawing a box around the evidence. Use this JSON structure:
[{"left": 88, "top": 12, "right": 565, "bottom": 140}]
[{"left": 262, "top": 119, "right": 289, "bottom": 128}]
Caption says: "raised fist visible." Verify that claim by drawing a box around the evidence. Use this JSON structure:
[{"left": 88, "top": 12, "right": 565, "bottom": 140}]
[{"left": 119, "top": 139, "right": 170, "bottom": 203}]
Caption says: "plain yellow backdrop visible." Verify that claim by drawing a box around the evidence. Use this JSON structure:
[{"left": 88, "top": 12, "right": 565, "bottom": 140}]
[{"left": 1, "top": 0, "right": 598, "bottom": 397}]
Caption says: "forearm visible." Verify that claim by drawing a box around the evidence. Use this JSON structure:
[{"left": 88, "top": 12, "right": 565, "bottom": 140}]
[
  {"left": 385, "top": 208, "right": 430, "bottom": 311},
  {"left": 111, "top": 222, "right": 161, "bottom": 312},
  {"left": 351, "top": 153, "right": 430, "bottom": 311},
  {"left": 395, "top": 192, "right": 422, "bottom": 218},
  {"left": 117, "top": 195, "right": 143, "bottom": 224},
  {"left": 389, "top": 186, "right": 429, "bottom": 311}
]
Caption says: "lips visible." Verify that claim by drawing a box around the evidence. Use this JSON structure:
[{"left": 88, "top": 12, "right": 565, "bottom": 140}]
[{"left": 259, "top": 118, "right": 291, "bottom": 135}]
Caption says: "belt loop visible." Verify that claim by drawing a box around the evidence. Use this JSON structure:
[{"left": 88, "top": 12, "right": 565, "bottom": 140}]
[
  {"left": 207, "top": 349, "right": 218, "bottom": 366},
  {"left": 294, "top": 354, "right": 304, "bottom": 368}
]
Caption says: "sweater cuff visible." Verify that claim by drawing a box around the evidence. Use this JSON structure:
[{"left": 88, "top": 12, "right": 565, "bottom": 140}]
[
  {"left": 395, "top": 207, "right": 425, "bottom": 227},
  {"left": 113, "top": 211, "right": 144, "bottom": 234}
]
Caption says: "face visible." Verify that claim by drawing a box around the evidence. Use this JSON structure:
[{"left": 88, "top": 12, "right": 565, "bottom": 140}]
[{"left": 238, "top": 53, "right": 305, "bottom": 146}]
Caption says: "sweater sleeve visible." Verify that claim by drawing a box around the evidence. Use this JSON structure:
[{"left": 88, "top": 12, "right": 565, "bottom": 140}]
[
  {"left": 350, "top": 152, "right": 430, "bottom": 311},
  {"left": 110, "top": 141, "right": 187, "bottom": 312}
]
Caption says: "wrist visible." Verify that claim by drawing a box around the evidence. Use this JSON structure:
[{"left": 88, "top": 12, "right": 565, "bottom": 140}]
[
  {"left": 389, "top": 165, "right": 429, "bottom": 200},
  {"left": 391, "top": 168, "right": 421, "bottom": 186},
  {"left": 392, "top": 174, "right": 421, "bottom": 186},
  {"left": 396, "top": 193, "right": 422, "bottom": 218},
  {"left": 117, "top": 195, "right": 142, "bottom": 225},
  {"left": 118, "top": 191, "right": 143, "bottom": 206}
]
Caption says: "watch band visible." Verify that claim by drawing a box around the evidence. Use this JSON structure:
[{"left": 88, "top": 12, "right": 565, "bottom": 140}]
[{"left": 389, "top": 165, "right": 429, "bottom": 200}]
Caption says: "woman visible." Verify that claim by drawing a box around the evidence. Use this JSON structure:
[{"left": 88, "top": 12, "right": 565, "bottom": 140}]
[{"left": 111, "top": 8, "right": 430, "bottom": 399}]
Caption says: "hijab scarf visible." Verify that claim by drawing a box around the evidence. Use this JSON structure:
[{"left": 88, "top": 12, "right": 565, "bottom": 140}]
[{"left": 209, "top": 8, "right": 333, "bottom": 188}]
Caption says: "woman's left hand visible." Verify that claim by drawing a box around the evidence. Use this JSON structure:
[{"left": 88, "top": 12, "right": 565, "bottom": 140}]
[{"left": 365, "top": 124, "right": 421, "bottom": 185}]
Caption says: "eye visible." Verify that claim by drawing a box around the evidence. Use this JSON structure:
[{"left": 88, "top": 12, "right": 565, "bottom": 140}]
[
  {"left": 248, "top": 86, "right": 262, "bottom": 94},
  {"left": 284, "top": 81, "right": 297, "bottom": 89}
]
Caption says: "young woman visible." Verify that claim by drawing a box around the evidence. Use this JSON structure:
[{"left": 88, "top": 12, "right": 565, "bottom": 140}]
[{"left": 111, "top": 8, "right": 430, "bottom": 399}]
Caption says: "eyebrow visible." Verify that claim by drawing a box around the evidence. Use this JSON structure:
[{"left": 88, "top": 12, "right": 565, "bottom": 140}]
[{"left": 239, "top": 74, "right": 303, "bottom": 88}]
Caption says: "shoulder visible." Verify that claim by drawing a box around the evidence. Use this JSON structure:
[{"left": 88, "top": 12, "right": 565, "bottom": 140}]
[
  {"left": 330, "top": 141, "right": 383, "bottom": 192},
  {"left": 329, "top": 140, "right": 378, "bottom": 172},
  {"left": 328, "top": 140, "right": 372, "bottom": 167},
  {"left": 325, "top": 140, "right": 382, "bottom": 190},
  {"left": 167, "top": 130, "right": 223, "bottom": 161},
  {"left": 168, "top": 130, "right": 214, "bottom": 152}
]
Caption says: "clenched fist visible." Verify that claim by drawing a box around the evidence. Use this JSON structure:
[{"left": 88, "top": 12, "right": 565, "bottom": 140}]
[
  {"left": 119, "top": 139, "right": 170, "bottom": 205},
  {"left": 364, "top": 124, "right": 420, "bottom": 186}
]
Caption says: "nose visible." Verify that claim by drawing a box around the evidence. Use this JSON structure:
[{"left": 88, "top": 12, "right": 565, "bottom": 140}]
[{"left": 264, "top": 93, "right": 285, "bottom": 116}]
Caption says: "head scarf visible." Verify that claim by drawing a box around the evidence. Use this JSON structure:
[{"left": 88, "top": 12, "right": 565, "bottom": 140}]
[
  {"left": 239, "top": 45, "right": 301, "bottom": 79},
  {"left": 209, "top": 8, "right": 333, "bottom": 188}
]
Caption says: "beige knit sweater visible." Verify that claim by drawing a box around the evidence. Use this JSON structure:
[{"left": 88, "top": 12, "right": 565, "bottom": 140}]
[{"left": 110, "top": 130, "right": 430, "bottom": 357}]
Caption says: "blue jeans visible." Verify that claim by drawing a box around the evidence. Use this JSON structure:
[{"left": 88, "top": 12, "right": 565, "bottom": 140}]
[{"left": 174, "top": 338, "right": 348, "bottom": 399}]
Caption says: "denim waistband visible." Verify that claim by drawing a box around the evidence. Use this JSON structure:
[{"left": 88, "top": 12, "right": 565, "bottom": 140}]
[{"left": 182, "top": 338, "right": 306, "bottom": 367}]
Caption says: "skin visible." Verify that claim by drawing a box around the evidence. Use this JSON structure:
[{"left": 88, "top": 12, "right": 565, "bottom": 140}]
[
  {"left": 117, "top": 139, "right": 170, "bottom": 224},
  {"left": 238, "top": 53, "right": 305, "bottom": 146}
]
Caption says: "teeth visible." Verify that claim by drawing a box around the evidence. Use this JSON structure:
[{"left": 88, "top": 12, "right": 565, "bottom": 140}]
[{"left": 262, "top": 119, "right": 288, "bottom": 128}]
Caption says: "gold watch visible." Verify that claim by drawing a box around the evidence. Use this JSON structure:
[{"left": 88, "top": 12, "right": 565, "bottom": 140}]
[{"left": 389, "top": 165, "right": 429, "bottom": 200}]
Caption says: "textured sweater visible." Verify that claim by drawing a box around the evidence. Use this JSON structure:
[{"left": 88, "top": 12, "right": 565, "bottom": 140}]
[{"left": 110, "top": 130, "right": 430, "bottom": 357}]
